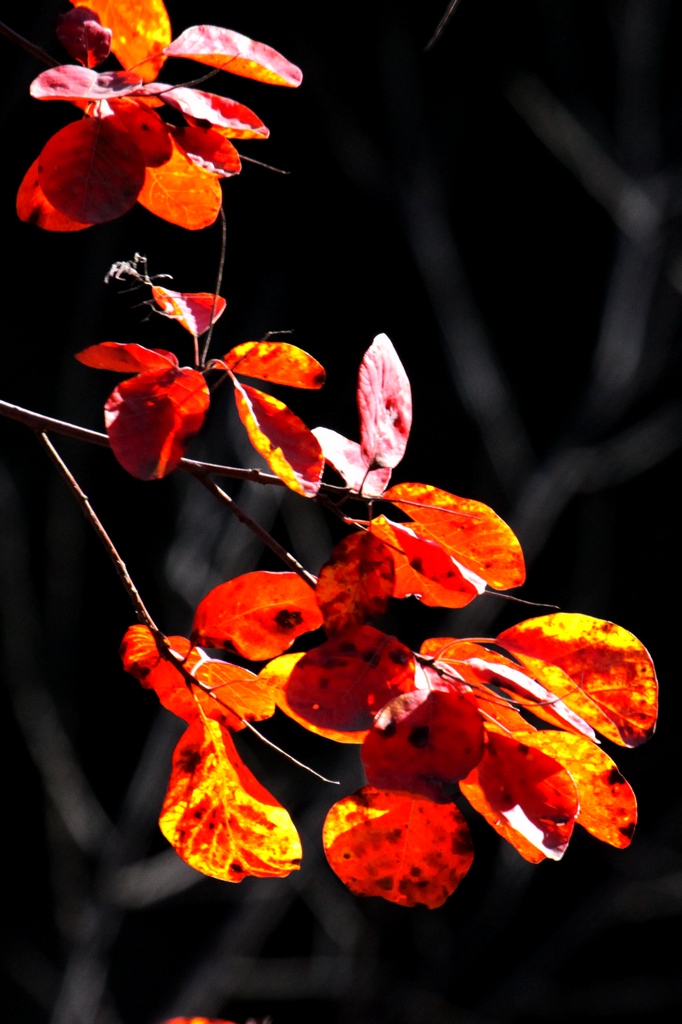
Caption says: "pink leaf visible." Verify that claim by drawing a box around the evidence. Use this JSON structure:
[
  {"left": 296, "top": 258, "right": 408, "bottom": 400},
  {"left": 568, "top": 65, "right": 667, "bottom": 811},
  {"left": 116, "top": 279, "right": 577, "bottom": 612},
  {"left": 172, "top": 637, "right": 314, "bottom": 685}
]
[
  {"left": 312, "top": 427, "right": 391, "bottom": 497},
  {"left": 358, "top": 334, "right": 412, "bottom": 470},
  {"left": 164, "top": 25, "right": 303, "bottom": 88},
  {"left": 56, "top": 8, "right": 112, "bottom": 68},
  {"left": 155, "top": 87, "right": 269, "bottom": 138},
  {"left": 30, "top": 65, "right": 143, "bottom": 101},
  {"left": 152, "top": 287, "right": 227, "bottom": 336}
]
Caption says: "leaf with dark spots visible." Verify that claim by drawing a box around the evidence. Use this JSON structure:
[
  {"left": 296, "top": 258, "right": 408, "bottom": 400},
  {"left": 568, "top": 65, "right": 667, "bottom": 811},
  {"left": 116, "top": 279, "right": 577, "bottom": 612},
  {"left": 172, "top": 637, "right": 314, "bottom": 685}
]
[
  {"left": 316, "top": 531, "right": 395, "bottom": 635},
  {"left": 358, "top": 334, "right": 412, "bottom": 470}
]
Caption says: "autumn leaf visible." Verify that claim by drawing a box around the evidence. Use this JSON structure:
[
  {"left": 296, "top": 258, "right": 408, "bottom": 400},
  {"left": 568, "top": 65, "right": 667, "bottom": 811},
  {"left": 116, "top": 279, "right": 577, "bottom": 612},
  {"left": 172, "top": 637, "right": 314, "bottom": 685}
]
[
  {"left": 312, "top": 427, "right": 391, "bottom": 497},
  {"left": 16, "top": 158, "right": 92, "bottom": 231},
  {"left": 323, "top": 787, "right": 474, "bottom": 908},
  {"left": 71, "top": 0, "right": 171, "bottom": 81},
  {"left": 219, "top": 342, "right": 325, "bottom": 389},
  {"left": 105, "top": 366, "right": 210, "bottom": 479},
  {"left": 191, "top": 571, "right": 323, "bottom": 661},
  {"left": 159, "top": 87, "right": 269, "bottom": 138},
  {"left": 266, "top": 652, "right": 367, "bottom": 744},
  {"left": 152, "top": 286, "right": 227, "bottom": 336},
  {"left": 164, "top": 25, "right": 303, "bottom": 87},
  {"left": 56, "top": 9, "right": 112, "bottom": 68},
  {"left": 76, "top": 341, "right": 178, "bottom": 373},
  {"left": 137, "top": 135, "right": 223, "bottom": 229},
  {"left": 358, "top": 334, "right": 412, "bottom": 470},
  {"left": 497, "top": 613, "right": 658, "bottom": 746},
  {"left": 233, "top": 380, "right": 324, "bottom": 497},
  {"left": 109, "top": 100, "right": 173, "bottom": 166},
  {"left": 170, "top": 126, "right": 241, "bottom": 178},
  {"left": 30, "top": 65, "right": 145, "bottom": 102},
  {"left": 316, "top": 531, "right": 395, "bottom": 635}
]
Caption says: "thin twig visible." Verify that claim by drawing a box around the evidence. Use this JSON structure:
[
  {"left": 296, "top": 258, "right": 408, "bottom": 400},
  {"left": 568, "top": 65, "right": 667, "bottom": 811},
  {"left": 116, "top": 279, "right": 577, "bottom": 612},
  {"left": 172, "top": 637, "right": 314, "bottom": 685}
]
[
  {"left": 201, "top": 205, "right": 227, "bottom": 366},
  {"left": 191, "top": 471, "right": 318, "bottom": 588},
  {"left": 424, "top": 0, "right": 464, "bottom": 51},
  {"left": 0, "top": 19, "right": 60, "bottom": 66},
  {"left": 36, "top": 432, "right": 161, "bottom": 637},
  {"left": 240, "top": 154, "right": 290, "bottom": 175}
]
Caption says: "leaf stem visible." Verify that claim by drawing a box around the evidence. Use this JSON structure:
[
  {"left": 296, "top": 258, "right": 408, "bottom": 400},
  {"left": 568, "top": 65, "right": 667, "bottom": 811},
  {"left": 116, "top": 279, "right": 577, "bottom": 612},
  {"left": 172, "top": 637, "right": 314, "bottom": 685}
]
[
  {"left": 201, "top": 204, "right": 227, "bottom": 366},
  {"left": 0, "top": 19, "right": 60, "bottom": 66}
]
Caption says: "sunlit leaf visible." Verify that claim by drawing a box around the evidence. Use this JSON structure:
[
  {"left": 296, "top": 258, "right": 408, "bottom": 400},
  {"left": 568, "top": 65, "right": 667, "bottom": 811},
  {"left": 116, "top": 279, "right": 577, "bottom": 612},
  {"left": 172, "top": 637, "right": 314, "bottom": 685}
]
[
  {"left": 517, "top": 731, "right": 637, "bottom": 848},
  {"left": 284, "top": 625, "right": 415, "bottom": 735},
  {"left": 56, "top": 8, "right": 112, "bottom": 67},
  {"left": 460, "top": 729, "right": 578, "bottom": 861},
  {"left": 362, "top": 680, "right": 485, "bottom": 801},
  {"left": 312, "top": 428, "right": 391, "bottom": 497},
  {"left": 233, "top": 381, "right": 324, "bottom": 497},
  {"left": 152, "top": 286, "right": 227, "bottom": 336},
  {"left": 158, "top": 86, "right": 269, "bottom": 138},
  {"left": 358, "top": 333, "right": 412, "bottom": 470},
  {"left": 109, "top": 99, "right": 173, "bottom": 166},
  {"left": 316, "top": 531, "right": 395, "bottom": 635},
  {"left": 76, "top": 341, "right": 178, "bottom": 372},
  {"left": 160, "top": 718, "right": 302, "bottom": 880},
  {"left": 71, "top": 0, "right": 171, "bottom": 80},
  {"left": 105, "top": 366, "right": 209, "bottom": 479},
  {"left": 38, "top": 118, "right": 145, "bottom": 224},
  {"left": 30, "top": 66, "right": 144, "bottom": 101},
  {"left": 192, "top": 571, "right": 323, "bottom": 661},
  {"left": 170, "top": 126, "right": 241, "bottom": 178},
  {"left": 384, "top": 483, "right": 526, "bottom": 591},
  {"left": 164, "top": 25, "right": 303, "bottom": 87},
  {"left": 220, "top": 342, "right": 325, "bottom": 389},
  {"left": 137, "top": 136, "right": 222, "bottom": 229},
  {"left": 267, "top": 652, "right": 366, "bottom": 744},
  {"left": 497, "top": 614, "right": 658, "bottom": 747},
  {"left": 323, "top": 786, "right": 474, "bottom": 908},
  {"left": 16, "top": 157, "right": 92, "bottom": 231}
]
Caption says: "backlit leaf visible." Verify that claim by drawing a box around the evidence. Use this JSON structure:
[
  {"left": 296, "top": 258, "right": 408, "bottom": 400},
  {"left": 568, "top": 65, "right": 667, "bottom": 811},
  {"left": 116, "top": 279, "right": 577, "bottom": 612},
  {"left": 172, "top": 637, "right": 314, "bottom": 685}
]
[
  {"left": 268, "top": 652, "right": 367, "bottom": 744},
  {"left": 137, "top": 136, "right": 222, "bottom": 230},
  {"left": 497, "top": 614, "right": 658, "bottom": 747},
  {"left": 159, "top": 87, "right": 269, "bottom": 138},
  {"left": 72, "top": 0, "right": 171, "bottom": 81},
  {"left": 16, "top": 158, "right": 92, "bottom": 231},
  {"left": 220, "top": 342, "right": 325, "bottom": 388},
  {"left": 192, "top": 571, "right": 323, "bottom": 661},
  {"left": 358, "top": 334, "right": 412, "bottom": 470},
  {"left": 517, "top": 731, "right": 637, "bottom": 848},
  {"left": 233, "top": 381, "right": 324, "bottom": 497},
  {"left": 316, "top": 531, "right": 395, "bottom": 635},
  {"left": 164, "top": 25, "right": 303, "bottom": 87},
  {"left": 56, "top": 8, "right": 112, "bottom": 67},
  {"left": 362, "top": 681, "right": 485, "bottom": 801},
  {"left": 384, "top": 483, "right": 526, "bottom": 591},
  {"left": 161, "top": 718, "right": 302, "bottom": 880},
  {"left": 76, "top": 341, "right": 177, "bottom": 372},
  {"left": 152, "top": 286, "right": 227, "bottom": 336},
  {"left": 312, "top": 428, "right": 391, "bottom": 497},
  {"left": 323, "top": 787, "right": 474, "bottom": 908},
  {"left": 105, "top": 366, "right": 209, "bottom": 479},
  {"left": 109, "top": 100, "right": 172, "bottom": 166},
  {"left": 38, "top": 118, "right": 145, "bottom": 224},
  {"left": 30, "top": 66, "right": 144, "bottom": 101},
  {"left": 460, "top": 730, "right": 578, "bottom": 861},
  {"left": 171, "top": 127, "right": 241, "bottom": 178},
  {"left": 284, "top": 625, "right": 415, "bottom": 735}
]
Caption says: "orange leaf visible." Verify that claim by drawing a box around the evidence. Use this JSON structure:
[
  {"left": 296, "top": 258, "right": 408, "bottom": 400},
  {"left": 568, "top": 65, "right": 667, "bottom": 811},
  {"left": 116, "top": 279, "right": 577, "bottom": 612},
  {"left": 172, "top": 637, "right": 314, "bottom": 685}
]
[
  {"left": 516, "top": 731, "right": 637, "bottom": 848},
  {"left": 284, "top": 625, "right": 415, "bottom": 736},
  {"left": 323, "top": 786, "right": 474, "bottom": 908},
  {"left": 160, "top": 718, "right": 302, "bottom": 881},
  {"left": 137, "top": 136, "right": 222, "bottom": 229},
  {"left": 362, "top": 681, "right": 485, "bottom": 801},
  {"left": 16, "top": 157, "right": 92, "bottom": 231},
  {"left": 384, "top": 483, "right": 526, "bottom": 591},
  {"left": 164, "top": 25, "right": 302, "bottom": 87},
  {"left": 497, "top": 613, "right": 658, "bottom": 746},
  {"left": 105, "top": 366, "right": 209, "bottom": 479},
  {"left": 460, "top": 730, "right": 578, "bottom": 861},
  {"left": 152, "top": 286, "right": 227, "bottom": 336},
  {"left": 76, "top": 341, "right": 177, "bottom": 372},
  {"left": 233, "top": 381, "right": 324, "bottom": 497},
  {"left": 316, "top": 531, "right": 395, "bottom": 635},
  {"left": 170, "top": 126, "right": 241, "bottom": 178},
  {"left": 358, "top": 334, "right": 412, "bottom": 470},
  {"left": 192, "top": 571, "right": 323, "bottom": 661},
  {"left": 38, "top": 118, "right": 145, "bottom": 224},
  {"left": 220, "top": 342, "right": 325, "bottom": 389},
  {"left": 72, "top": 0, "right": 171, "bottom": 80}
]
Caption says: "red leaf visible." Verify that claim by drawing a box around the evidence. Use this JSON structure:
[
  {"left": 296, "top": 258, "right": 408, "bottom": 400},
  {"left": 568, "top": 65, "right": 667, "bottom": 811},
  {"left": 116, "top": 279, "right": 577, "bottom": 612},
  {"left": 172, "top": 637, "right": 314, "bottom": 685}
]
[
  {"left": 152, "top": 286, "right": 227, "bottom": 336},
  {"left": 316, "top": 531, "right": 395, "bottom": 635},
  {"left": 109, "top": 100, "right": 173, "bottom": 166},
  {"left": 159, "top": 87, "right": 269, "bottom": 138},
  {"left": 362, "top": 679, "right": 485, "bottom": 801},
  {"left": 137, "top": 136, "right": 222, "bottom": 229},
  {"left": 71, "top": 0, "right": 171, "bottom": 81},
  {"left": 460, "top": 730, "right": 579, "bottom": 861},
  {"left": 384, "top": 482, "right": 526, "bottom": 591},
  {"left": 76, "top": 342, "right": 178, "bottom": 372},
  {"left": 233, "top": 381, "right": 324, "bottom": 497},
  {"left": 56, "top": 8, "right": 112, "bottom": 67},
  {"left": 312, "top": 428, "right": 391, "bottom": 497},
  {"left": 220, "top": 342, "right": 325, "bottom": 389},
  {"left": 105, "top": 366, "right": 209, "bottom": 479},
  {"left": 170, "top": 126, "right": 241, "bottom": 178},
  {"left": 284, "top": 625, "right": 415, "bottom": 735},
  {"left": 38, "top": 118, "right": 145, "bottom": 224},
  {"left": 358, "top": 333, "right": 412, "bottom": 470},
  {"left": 30, "top": 66, "right": 143, "bottom": 102},
  {"left": 16, "top": 158, "right": 92, "bottom": 231},
  {"left": 164, "top": 25, "right": 303, "bottom": 87},
  {"left": 497, "top": 614, "right": 658, "bottom": 747},
  {"left": 192, "top": 571, "right": 323, "bottom": 661},
  {"left": 323, "top": 786, "right": 474, "bottom": 908}
]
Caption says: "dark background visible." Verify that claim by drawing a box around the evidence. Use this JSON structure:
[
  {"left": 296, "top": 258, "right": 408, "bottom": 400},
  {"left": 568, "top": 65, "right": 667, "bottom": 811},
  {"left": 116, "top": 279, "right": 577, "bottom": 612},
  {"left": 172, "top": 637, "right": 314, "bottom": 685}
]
[{"left": 2, "top": 2, "right": 682, "bottom": 1022}]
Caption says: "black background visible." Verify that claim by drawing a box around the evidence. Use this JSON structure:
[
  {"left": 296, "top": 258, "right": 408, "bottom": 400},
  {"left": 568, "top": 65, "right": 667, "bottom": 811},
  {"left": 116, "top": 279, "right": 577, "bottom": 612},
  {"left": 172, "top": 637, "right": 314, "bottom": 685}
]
[{"left": 2, "top": 2, "right": 682, "bottom": 1023}]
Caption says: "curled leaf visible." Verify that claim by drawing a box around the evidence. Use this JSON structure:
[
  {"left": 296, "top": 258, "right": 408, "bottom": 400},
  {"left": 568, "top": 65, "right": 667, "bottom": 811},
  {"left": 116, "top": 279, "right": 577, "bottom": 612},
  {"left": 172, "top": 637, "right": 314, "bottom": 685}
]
[
  {"left": 312, "top": 428, "right": 391, "bottom": 497},
  {"left": 152, "top": 286, "right": 227, "bottom": 336},
  {"left": 56, "top": 9, "right": 112, "bottom": 68},
  {"left": 170, "top": 126, "right": 241, "bottom": 178}
]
